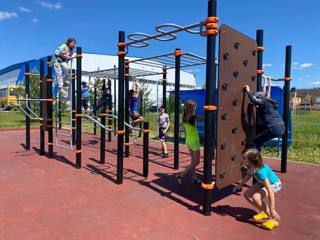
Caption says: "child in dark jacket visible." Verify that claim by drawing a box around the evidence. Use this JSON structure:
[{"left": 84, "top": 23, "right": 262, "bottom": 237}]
[
  {"left": 93, "top": 86, "right": 111, "bottom": 113},
  {"left": 244, "top": 85, "right": 285, "bottom": 151}
]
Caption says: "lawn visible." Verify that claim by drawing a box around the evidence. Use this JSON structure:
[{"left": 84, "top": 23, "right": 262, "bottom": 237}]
[{"left": 1, "top": 109, "right": 319, "bottom": 164}]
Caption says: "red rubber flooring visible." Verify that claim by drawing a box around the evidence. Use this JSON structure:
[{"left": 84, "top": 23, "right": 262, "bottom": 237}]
[{"left": 0, "top": 129, "right": 319, "bottom": 240}]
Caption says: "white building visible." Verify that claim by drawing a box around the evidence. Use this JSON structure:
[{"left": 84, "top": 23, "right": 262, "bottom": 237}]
[{"left": 0, "top": 53, "right": 197, "bottom": 105}]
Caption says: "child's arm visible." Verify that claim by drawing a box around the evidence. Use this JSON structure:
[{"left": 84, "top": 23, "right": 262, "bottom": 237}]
[
  {"left": 164, "top": 121, "right": 170, "bottom": 133},
  {"left": 233, "top": 172, "right": 252, "bottom": 192},
  {"left": 263, "top": 179, "right": 281, "bottom": 221}
]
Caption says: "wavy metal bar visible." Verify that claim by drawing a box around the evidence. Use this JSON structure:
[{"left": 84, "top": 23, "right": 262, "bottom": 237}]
[{"left": 127, "top": 22, "right": 204, "bottom": 48}]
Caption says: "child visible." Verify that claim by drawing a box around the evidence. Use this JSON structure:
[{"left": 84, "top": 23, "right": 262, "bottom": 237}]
[
  {"left": 53, "top": 38, "right": 76, "bottom": 97},
  {"left": 158, "top": 106, "right": 170, "bottom": 157},
  {"left": 128, "top": 80, "right": 144, "bottom": 126},
  {"left": 244, "top": 85, "right": 285, "bottom": 151},
  {"left": 233, "top": 148, "right": 282, "bottom": 230},
  {"left": 175, "top": 100, "right": 201, "bottom": 185},
  {"left": 81, "top": 81, "right": 89, "bottom": 113},
  {"left": 93, "top": 84, "right": 111, "bottom": 113}
]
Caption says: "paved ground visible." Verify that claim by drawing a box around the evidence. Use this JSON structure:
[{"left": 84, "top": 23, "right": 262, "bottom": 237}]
[{"left": 0, "top": 129, "right": 319, "bottom": 240}]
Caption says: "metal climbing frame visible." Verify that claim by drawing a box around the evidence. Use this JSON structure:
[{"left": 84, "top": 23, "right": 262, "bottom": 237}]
[
  {"left": 54, "top": 59, "right": 74, "bottom": 151},
  {"left": 113, "top": 0, "right": 218, "bottom": 215},
  {"left": 82, "top": 51, "right": 207, "bottom": 79}
]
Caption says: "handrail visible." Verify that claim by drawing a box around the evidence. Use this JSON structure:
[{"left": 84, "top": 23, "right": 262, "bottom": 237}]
[{"left": 82, "top": 114, "right": 114, "bottom": 132}]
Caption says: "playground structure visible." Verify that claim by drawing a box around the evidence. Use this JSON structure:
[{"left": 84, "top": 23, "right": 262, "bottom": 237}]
[{"left": 16, "top": 0, "right": 292, "bottom": 216}]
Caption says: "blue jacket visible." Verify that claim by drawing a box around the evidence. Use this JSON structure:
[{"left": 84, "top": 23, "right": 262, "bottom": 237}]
[{"left": 81, "top": 86, "right": 89, "bottom": 98}]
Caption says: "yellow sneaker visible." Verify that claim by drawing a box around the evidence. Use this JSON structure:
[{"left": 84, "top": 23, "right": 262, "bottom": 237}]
[
  {"left": 261, "top": 219, "right": 279, "bottom": 230},
  {"left": 253, "top": 212, "right": 269, "bottom": 221}
]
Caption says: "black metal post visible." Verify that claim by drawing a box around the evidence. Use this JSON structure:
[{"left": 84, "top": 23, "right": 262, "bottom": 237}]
[
  {"left": 162, "top": 66, "right": 167, "bottom": 109},
  {"left": 39, "top": 59, "right": 45, "bottom": 155},
  {"left": 281, "top": 45, "right": 292, "bottom": 173},
  {"left": 47, "top": 56, "right": 53, "bottom": 158},
  {"left": 117, "top": 31, "right": 125, "bottom": 184},
  {"left": 143, "top": 122, "right": 149, "bottom": 178},
  {"left": 107, "top": 79, "right": 112, "bottom": 142},
  {"left": 124, "top": 59, "right": 130, "bottom": 157},
  {"left": 113, "top": 65, "right": 117, "bottom": 136},
  {"left": 100, "top": 113, "right": 106, "bottom": 164},
  {"left": 256, "top": 29, "right": 264, "bottom": 92},
  {"left": 75, "top": 47, "right": 82, "bottom": 168},
  {"left": 93, "top": 82, "right": 97, "bottom": 135},
  {"left": 25, "top": 64, "right": 30, "bottom": 150},
  {"left": 72, "top": 69, "right": 76, "bottom": 145},
  {"left": 174, "top": 48, "right": 181, "bottom": 170},
  {"left": 203, "top": 0, "right": 218, "bottom": 216}
]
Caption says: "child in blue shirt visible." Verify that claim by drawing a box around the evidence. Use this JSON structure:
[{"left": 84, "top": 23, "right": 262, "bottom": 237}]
[
  {"left": 233, "top": 148, "right": 282, "bottom": 230},
  {"left": 81, "top": 81, "right": 89, "bottom": 113},
  {"left": 128, "top": 80, "right": 144, "bottom": 126}
]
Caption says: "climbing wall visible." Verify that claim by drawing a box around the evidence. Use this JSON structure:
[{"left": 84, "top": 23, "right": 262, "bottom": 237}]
[{"left": 216, "top": 24, "right": 257, "bottom": 189}]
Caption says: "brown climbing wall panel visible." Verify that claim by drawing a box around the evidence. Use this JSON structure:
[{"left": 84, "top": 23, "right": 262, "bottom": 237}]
[{"left": 216, "top": 24, "right": 257, "bottom": 189}]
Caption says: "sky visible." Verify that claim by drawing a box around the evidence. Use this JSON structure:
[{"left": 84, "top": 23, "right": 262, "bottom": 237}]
[{"left": 0, "top": 0, "right": 319, "bottom": 89}]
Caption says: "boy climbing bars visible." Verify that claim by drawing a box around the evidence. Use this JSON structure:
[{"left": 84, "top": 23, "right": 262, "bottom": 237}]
[
  {"left": 128, "top": 80, "right": 144, "bottom": 126},
  {"left": 53, "top": 38, "right": 76, "bottom": 97}
]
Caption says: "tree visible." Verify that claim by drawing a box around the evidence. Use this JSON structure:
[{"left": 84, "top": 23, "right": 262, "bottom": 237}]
[{"left": 138, "top": 80, "right": 154, "bottom": 115}]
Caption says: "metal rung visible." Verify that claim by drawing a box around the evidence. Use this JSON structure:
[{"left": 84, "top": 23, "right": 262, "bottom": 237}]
[
  {"left": 55, "top": 142, "right": 73, "bottom": 150},
  {"left": 56, "top": 132, "right": 71, "bottom": 137}
]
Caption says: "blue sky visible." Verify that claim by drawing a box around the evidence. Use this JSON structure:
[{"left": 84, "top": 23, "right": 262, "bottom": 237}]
[{"left": 0, "top": 0, "right": 319, "bottom": 89}]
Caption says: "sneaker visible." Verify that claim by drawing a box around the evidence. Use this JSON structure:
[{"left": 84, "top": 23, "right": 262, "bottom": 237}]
[
  {"left": 252, "top": 212, "right": 269, "bottom": 221},
  {"left": 161, "top": 152, "right": 169, "bottom": 158},
  {"left": 261, "top": 219, "right": 279, "bottom": 230},
  {"left": 174, "top": 173, "right": 183, "bottom": 186}
]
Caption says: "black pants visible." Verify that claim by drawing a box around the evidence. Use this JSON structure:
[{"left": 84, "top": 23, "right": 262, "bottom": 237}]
[
  {"left": 81, "top": 98, "right": 88, "bottom": 111},
  {"left": 93, "top": 98, "right": 109, "bottom": 113},
  {"left": 251, "top": 125, "right": 285, "bottom": 151}
]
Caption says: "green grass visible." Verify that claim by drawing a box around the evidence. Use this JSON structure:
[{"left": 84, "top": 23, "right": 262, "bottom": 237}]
[
  {"left": 1, "top": 109, "right": 319, "bottom": 164},
  {"left": 0, "top": 111, "right": 40, "bottom": 128}
]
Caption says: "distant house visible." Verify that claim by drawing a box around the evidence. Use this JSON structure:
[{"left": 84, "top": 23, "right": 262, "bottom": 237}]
[{"left": 294, "top": 88, "right": 320, "bottom": 109}]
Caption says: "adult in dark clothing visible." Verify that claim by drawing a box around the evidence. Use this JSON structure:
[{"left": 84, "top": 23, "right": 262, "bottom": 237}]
[{"left": 244, "top": 85, "right": 285, "bottom": 151}]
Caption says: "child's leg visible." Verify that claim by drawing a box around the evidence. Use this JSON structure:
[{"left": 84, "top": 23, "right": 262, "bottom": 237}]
[
  {"left": 190, "top": 150, "right": 200, "bottom": 180},
  {"left": 252, "top": 188, "right": 271, "bottom": 217},
  {"left": 54, "top": 62, "right": 63, "bottom": 89},
  {"left": 180, "top": 149, "right": 200, "bottom": 179},
  {"left": 251, "top": 128, "right": 272, "bottom": 150},
  {"left": 162, "top": 141, "right": 168, "bottom": 154},
  {"left": 244, "top": 182, "right": 264, "bottom": 211},
  {"left": 61, "top": 62, "right": 70, "bottom": 85},
  {"left": 134, "top": 116, "right": 144, "bottom": 124}
]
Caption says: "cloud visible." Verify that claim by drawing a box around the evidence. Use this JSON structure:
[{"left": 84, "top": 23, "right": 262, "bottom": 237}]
[
  {"left": 36, "top": 1, "right": 62, "bottom": 10},
  {"left": 32, "top": 18, "right": 39, "bottom": 23},
  {"left": 0, "top": 11, "right": 18, "bottom": 21},
  {"left": 19, "top": 6, "right": 31, "bottom": 13},
  {"left": 263, "top": 63, "right": 272, "bottom": 68},
  {"left": 293, "top": 62, "right": 299, "bottom": 66},
  {"left": 309, "top": 81, "right": 320, "bottom": 85},
  {"left": 299, "top": 63, "right": 314, "bottom": 68}
]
